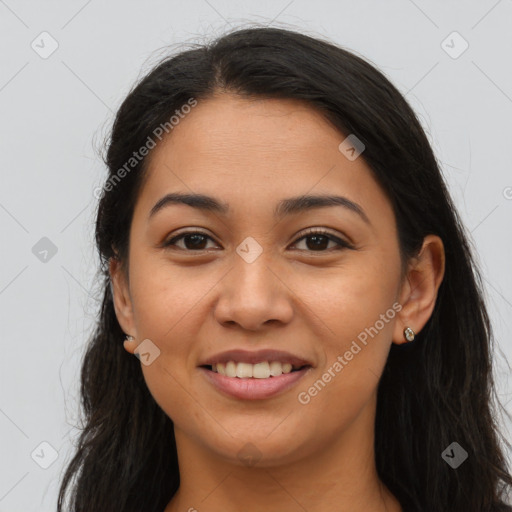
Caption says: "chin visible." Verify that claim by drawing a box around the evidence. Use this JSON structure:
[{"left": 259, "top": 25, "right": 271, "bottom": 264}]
[{"left": 202, "top": 429, "right": 311, "bottom": 468}]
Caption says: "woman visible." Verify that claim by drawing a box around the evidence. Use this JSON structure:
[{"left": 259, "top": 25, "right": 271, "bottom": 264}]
[{"left": 57, "top": 26, "right": 512, "bottom": 512}]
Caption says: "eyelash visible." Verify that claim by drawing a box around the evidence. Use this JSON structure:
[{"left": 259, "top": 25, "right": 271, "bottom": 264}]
[{"left": 162, "top": 228, "right": 354, "bottom": 253}]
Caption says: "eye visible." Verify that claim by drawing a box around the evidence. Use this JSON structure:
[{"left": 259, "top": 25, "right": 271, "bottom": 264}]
[
  {"left": 162, "top": 228, "right": 353, "bottom": 252},
  {"left": 163, "top": 231, "right": 218, "bottom": 251},
  {"left": 291, "top": 228, "right": 354, "bottom": 252}
]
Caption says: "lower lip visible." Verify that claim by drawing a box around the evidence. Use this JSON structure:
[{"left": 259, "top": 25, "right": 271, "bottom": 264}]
[{"left": 199, "top": 366, "right": 312, "bottom": 400}]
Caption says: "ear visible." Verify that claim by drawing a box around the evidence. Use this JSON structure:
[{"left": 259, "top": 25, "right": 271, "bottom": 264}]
[
  {"left": 393, "top": 234, "right": 445, "bottom": 345},
  {"left": 109, "top": 256, "right": 137, "bottom": 355}
]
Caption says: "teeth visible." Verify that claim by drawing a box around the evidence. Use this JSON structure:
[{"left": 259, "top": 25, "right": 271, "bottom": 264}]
[
  {"left": 253, "top": 362, "right": 270, "bottom": 378},
  {"left": 212, "top": 361, "right": 296, "bottom": 378},
  {"left": 270, "top": 361, "right": 288, "bottom": 376},
  {"left": 226, "top": 361, "right": 236, "bottom": 376},
  {"left": 236, "top": 362, "right": 253, "bottom": 378}
]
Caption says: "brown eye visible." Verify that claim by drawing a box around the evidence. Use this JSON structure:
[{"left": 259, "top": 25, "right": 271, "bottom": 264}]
[
  {"left": 292, "top": 229, "right": 353, "bottom": 252},
  {"left": 164, "top": 232, "right": 217, "bottom": 251}
]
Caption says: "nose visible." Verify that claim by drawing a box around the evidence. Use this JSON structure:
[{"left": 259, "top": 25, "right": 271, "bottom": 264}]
[{"left": 213, "top": 251, "right": 294, "bottom": 331}]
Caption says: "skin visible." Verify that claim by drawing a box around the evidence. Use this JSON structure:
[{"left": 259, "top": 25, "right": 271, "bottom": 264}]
[{"left": 110, "top": 93, "right": 445, "bottom": 512}]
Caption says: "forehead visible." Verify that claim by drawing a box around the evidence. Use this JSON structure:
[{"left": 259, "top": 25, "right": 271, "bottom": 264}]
[
  {"left": 157, "top": 94, "right": 346, "bottom": 167},
  {"left": 135, "top": 94, "right": 392, "bottom": 226}
]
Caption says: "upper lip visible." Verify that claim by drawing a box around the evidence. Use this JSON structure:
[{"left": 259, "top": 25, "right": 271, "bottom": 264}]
[{"left": 199, "top": 349, "right": 313, "bottom": 368}]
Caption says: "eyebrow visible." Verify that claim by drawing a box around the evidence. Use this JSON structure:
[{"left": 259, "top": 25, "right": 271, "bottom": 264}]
[{"left": 148, "top": 192, "right": 371, "bottom": 225}]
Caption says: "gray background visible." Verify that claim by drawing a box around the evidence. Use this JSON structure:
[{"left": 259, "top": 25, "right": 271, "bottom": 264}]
[{"left": 1, "top": 1, "right": 511, "bottom": 510}]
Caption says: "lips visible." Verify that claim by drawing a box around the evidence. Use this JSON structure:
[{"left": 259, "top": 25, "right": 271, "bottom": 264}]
[
  {"left": 198, "top": 348, "right": 314, "bottom": 400},
  {"left": 199, "top": 365, "right": 312, "bottom": 400}
]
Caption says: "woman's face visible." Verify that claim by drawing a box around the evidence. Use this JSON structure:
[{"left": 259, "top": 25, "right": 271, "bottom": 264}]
[{"left": 112, "top": 94, "right": 411, "bottom": 466}]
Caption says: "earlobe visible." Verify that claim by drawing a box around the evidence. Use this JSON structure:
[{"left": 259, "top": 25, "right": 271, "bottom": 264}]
[
  {"left": 393, "top": 235, "right": 445, "bottom": 344},
  {"left": 123, "top": 335, "right": 137, "bottom": 355},
  {"left": 109, "top": 256, "right": 137, "bottom": 349}
]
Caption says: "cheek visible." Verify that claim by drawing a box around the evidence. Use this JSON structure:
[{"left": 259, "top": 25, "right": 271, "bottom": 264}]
[
  {"left": 293, "top": 304, "right": 396, "bottom": 442},
  {"left": 289, "top": 253, "right": 399, "bottom": 342},
  {"left": 290, "top": 255, "right": 399, "bottom": 410},
  {"left": 125, "top": 255, "right": 203, "bottom": 420},
  {"left": 129, "top": 249, "right": 213, "bottom": 338}
]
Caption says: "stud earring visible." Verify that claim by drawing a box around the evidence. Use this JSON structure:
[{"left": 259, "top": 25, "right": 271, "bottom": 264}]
[
  {"left": 125, "top": 335, "right": 134, "bottom": 342},
  {"left": 403, "top": 327, "right": 415, "bottom": 342}
]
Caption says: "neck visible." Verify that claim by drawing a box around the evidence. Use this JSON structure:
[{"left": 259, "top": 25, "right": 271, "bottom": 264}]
[{"left": 164, "top": 394, "right": 402, "bottom": 512}]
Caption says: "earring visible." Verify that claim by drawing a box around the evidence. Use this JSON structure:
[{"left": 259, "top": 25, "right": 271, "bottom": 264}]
[
  {"left": 403, "top": 327, "right": 415, "bottom": 342},
  {"left": 125, "top": 335, "right": 134, "bottom": 342}
]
